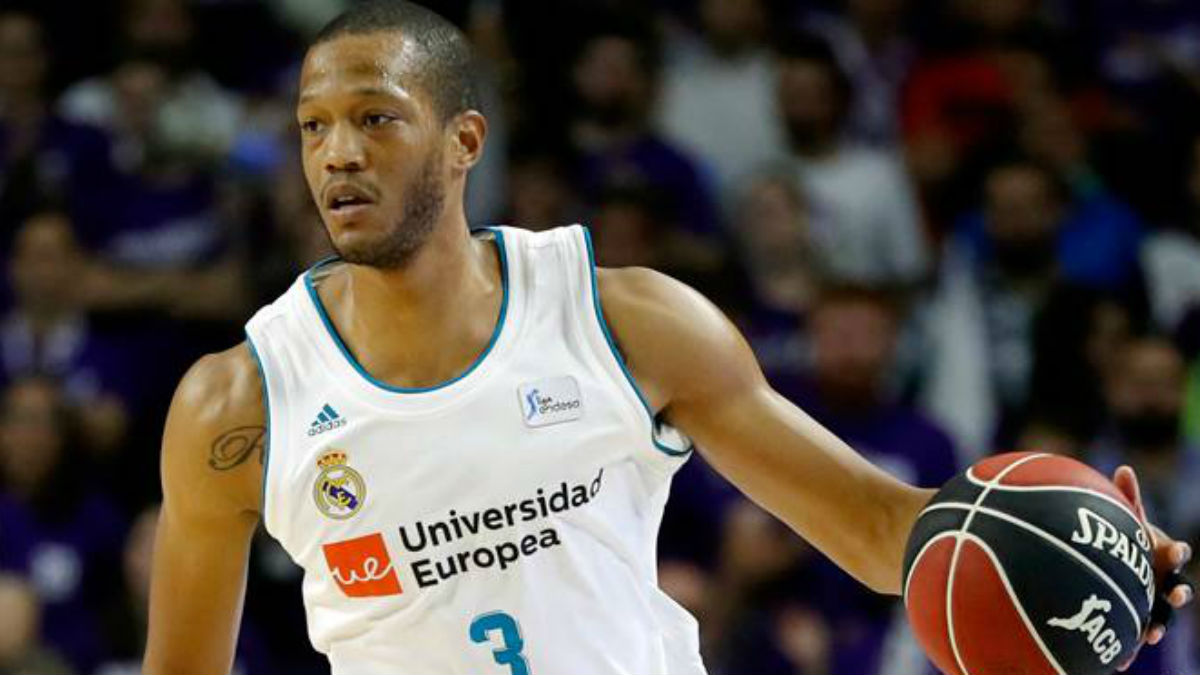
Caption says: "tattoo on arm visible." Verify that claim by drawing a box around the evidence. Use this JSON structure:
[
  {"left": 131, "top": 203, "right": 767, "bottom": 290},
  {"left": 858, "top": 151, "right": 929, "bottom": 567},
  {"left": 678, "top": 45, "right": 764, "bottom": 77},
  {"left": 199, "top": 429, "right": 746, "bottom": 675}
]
[{"left": 209, "top": 426, "right": 265, "bottom": 471}]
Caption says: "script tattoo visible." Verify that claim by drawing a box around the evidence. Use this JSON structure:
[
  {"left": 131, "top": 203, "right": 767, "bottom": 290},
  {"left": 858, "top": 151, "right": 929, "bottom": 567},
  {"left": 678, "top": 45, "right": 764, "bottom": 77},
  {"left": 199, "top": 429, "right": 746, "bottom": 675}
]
[{"left": 209, "top": 426, "right": 265, "bottom": 471}]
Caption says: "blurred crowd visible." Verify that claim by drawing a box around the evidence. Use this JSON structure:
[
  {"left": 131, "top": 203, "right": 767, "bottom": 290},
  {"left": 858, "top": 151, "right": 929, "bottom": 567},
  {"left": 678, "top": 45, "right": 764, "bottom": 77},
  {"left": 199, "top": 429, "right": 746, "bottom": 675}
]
[{"left": 1, "top": 0, "right": 1199, "bottom": 673}]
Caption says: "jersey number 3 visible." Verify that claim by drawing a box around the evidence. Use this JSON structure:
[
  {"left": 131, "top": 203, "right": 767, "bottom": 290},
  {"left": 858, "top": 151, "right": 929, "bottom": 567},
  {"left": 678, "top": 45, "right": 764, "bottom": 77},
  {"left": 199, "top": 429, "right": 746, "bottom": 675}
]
[{"left": 469, "top": 611, "right": 531, "bottom": 675}]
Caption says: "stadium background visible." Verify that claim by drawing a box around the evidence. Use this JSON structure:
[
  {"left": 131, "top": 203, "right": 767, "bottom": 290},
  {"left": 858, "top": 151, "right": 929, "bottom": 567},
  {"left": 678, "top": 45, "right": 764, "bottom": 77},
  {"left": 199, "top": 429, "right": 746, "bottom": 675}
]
[{"left": 0, "top": 0, "right": 1199, "bottom": 673}]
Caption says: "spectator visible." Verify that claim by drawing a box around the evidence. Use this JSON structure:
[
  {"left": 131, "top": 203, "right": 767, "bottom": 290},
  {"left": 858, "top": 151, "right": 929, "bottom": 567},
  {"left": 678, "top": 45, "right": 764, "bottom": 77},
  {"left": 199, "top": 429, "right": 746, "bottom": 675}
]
[
  {"left": 775, "top": 33, "right": 929, "bottom": 286},
  {"left": 900, "top": 0, "right": 1064, "bottom": 228},
  {"left": 1087, "top": 336, "right": 1200, "bottom": 675},
  {"left": 589, "top": 185, "right": 664, "bottom": 270},
  {"left": 594, "top": 181, "right": 748, "bottom": 311},
  {"left": 728, "top": 169, "right": 821, "bottom": 379},
  {"left": 779, "top": 286, "right": 958, "bottom": 489},
  {"left": 58, "top": 0, "right": 243, "bottom": 167},
  {"left": 0, "top": 11, "right": 117, "bottom": 245},
  {"left": 0, "top": 574, "right": 73, "bottom": 675},
  {"left": 2, "top": 212, "right": 133, "bottom": 454},
  {"left": 1026, "top": 285, "right": 1139, "bottom": 446},
  {"left": 505, "top": 137, "right": 583, "bottom": 231},
  {"left": 704, "top": 499, "right": 831, "bottom": 674},
  {"left": 805, "top": 0, "right": 916, "bottom": 147},
  {"left": 568, "top": 16, "right": 722, "bottom": 240},
  {"left": 92, "top": 506, "right": 156, "bottom": 675},
  {"left": 1090, "top": 336, "right": 1200, "bottom": 536},
  {"left": 920, "top": 158, "right": 1069, "bottom": 456},
  {"left": 655, "top": 0, "right": 786, "bottom": 201},
  {"left": 0, "top": 377, "right": 126, "bottom": 673},
  {"left": 773, "top": 285, "right": 958, "bottom": 674},
  {"left": 60, "top": 51, "right": 230, "bottom": 274}
]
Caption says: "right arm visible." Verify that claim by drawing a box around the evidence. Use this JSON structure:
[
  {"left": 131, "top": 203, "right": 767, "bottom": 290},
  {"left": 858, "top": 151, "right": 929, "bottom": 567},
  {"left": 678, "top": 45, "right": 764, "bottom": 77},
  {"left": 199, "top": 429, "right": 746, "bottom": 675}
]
[{"left": 143, "top": 344, "right": 266, "bottom": 674}]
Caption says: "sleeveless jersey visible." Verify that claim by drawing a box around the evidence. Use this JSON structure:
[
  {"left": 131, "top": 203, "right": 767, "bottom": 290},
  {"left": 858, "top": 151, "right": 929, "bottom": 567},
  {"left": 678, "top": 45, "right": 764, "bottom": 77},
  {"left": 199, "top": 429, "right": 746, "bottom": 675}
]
[{"left": 244, "top": 225, "right": 707, "bottom": 675}]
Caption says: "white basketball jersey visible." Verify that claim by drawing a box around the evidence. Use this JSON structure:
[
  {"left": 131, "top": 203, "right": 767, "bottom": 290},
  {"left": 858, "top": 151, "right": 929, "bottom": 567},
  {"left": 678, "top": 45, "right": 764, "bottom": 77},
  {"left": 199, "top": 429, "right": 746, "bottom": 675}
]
[{"left": 244, "top": 225, "right": 707, "bottom": 675}]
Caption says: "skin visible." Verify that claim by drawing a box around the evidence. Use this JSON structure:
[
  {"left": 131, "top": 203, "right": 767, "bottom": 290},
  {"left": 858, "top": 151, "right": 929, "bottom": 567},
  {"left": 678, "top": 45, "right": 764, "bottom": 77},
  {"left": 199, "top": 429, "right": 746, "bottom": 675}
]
[{"left": 143, "top": 31, "right": 1193, "bottom": 674}]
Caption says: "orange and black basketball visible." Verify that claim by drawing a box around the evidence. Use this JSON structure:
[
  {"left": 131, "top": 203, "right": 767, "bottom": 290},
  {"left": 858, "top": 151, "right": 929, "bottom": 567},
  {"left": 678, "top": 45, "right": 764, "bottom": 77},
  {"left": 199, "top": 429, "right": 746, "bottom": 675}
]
[{"left": 902, "top": 452, "right": 1156, "bottom": 675}]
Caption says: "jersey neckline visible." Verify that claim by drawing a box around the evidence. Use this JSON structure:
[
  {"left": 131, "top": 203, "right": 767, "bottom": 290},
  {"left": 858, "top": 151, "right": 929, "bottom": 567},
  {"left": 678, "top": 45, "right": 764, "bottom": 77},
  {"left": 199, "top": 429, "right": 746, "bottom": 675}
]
[{"left": 302, "top": 227, "right": 512, "bottom": 396}]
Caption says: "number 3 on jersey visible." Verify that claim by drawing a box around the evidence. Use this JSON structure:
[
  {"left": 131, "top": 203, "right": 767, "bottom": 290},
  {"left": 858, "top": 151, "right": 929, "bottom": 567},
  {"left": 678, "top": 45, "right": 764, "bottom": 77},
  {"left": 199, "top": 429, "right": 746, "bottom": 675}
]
[{"left": 469, "top": 611, "right": 531, "bottom": 675}]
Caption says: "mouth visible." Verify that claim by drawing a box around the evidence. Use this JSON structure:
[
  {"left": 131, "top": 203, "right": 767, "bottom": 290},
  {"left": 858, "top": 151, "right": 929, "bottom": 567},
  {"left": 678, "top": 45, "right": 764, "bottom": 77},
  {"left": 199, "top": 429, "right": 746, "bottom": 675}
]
[{"left": 324, "top": 184, "right": 377, "bottom": 214}]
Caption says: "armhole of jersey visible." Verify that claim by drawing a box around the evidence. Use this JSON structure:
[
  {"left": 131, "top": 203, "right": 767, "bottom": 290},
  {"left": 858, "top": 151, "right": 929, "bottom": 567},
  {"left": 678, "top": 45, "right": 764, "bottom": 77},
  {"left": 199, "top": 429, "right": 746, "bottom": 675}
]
[
  {"left": 243, "top": 331, "right": 273, "bottom": 521},
  {"left": 578, "top": 226, "right": 693, "bottom": 458}
]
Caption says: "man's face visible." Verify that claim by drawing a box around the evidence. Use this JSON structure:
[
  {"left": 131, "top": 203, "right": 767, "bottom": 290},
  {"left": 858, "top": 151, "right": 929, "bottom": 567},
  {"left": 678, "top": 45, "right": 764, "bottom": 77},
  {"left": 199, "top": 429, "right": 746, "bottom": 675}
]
[
  {"left": 985, "top": 165, "right": 1062, "bottom": 275},
  {"left": 0, "top": 379, "right": 63, "bottom": 496},
  {"left": 0, "top": 13, "right": 46, "bottom": 97},
  {"left": 11, "top": 214, "right": 81, "bottom": 315},
  {"left": 1106, "top": 339, "right": 1185, "bottom": 451},
  {"left": 811, "top": 299, "right": 895, "bottom": 405},
  {"left": 592, "top": 201, "right": 657, "bottom": 268},
  {"left": 573, "top": 36, "right": 650, "bottom": 128},
  {"left": 298, "top": 32, "right": 448, "bottom": 269},
  {"left": 778, "top": 59, "right": 841, "bottom": 150}
]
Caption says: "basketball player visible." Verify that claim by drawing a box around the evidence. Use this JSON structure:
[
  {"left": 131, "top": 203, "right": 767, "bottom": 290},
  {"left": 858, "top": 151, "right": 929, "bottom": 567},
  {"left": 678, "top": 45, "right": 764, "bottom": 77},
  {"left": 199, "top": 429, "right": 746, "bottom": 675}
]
[{"left": 143, "top": 2, "right": 1193, "bottom": 673}]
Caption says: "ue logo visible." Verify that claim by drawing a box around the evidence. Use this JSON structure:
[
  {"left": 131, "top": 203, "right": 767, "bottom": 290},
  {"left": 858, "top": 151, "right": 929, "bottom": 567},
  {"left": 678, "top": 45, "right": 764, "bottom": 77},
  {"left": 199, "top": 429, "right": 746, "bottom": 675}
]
[{"left": 322, "top": 532, "right": 402, "bottom": 598}]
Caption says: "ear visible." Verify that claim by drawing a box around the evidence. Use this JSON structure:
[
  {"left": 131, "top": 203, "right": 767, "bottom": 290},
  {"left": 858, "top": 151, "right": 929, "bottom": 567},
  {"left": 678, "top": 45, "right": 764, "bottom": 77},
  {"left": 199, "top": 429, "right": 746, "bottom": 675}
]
[{"left": 448, "top": 110, "right": 487, "bottom": 174}]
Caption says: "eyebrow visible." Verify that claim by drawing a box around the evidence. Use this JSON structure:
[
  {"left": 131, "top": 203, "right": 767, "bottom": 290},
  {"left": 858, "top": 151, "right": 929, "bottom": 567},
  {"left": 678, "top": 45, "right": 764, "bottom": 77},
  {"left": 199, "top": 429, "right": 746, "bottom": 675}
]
[{"left": 298, "top": 85, "right": 405, "bottom": 105}]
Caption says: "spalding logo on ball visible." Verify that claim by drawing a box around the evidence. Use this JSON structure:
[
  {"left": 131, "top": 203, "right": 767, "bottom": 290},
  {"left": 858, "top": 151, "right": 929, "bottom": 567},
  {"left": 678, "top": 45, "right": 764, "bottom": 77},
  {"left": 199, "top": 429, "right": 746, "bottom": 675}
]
[{"left": 902, "top": 452, "right": 1155, "bottom": 675}]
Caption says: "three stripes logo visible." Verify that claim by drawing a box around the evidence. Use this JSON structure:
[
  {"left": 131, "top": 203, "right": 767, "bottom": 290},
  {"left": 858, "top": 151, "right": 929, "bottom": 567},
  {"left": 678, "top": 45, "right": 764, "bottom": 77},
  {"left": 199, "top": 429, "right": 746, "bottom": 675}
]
[{"left": 309, "top": 403, "right": 347, "bottom": 437}]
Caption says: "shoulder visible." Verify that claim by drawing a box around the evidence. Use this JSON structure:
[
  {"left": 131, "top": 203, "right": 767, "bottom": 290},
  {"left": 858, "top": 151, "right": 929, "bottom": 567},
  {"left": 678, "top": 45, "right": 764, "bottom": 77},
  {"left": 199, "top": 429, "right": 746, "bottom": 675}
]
[
  {"left": 595, "top": 267, "right": 762, "bottom": 411},
  {"left": 172, "top": 343, "right": 264, "bottom": 431},
  {"left": 162, "top": 343, "right": 264, "bottom": 515}
]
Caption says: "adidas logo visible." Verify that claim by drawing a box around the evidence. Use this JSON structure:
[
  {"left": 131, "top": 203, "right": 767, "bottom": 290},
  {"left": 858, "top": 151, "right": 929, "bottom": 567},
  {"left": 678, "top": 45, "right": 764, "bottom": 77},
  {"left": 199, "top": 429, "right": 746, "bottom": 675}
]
[{"left": 309, "top": 403, "right": 347, "bottom": 437}]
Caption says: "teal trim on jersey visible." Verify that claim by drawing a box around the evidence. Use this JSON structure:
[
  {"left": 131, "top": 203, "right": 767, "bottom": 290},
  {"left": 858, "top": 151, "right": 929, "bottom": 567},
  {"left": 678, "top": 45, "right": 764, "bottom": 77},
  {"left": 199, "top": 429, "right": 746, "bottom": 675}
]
[
  {"left": 581, "top": 227, "right": 693, "bottom": 457},
  {"left": 244, "top": 332, "right": 271, "bottom": 511},
  {"left": 303, "top": 227, "right": 510, "bottom": 394}
]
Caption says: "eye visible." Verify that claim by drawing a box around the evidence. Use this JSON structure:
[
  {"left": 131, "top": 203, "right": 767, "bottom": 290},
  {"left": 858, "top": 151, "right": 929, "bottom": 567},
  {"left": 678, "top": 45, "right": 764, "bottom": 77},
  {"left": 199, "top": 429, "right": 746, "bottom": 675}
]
[
  {"left": 299, "top": 119, "right": 323, "bottom": 134},
  {"left": 363, "top": 113, "right": 396, "bottom": 128}
]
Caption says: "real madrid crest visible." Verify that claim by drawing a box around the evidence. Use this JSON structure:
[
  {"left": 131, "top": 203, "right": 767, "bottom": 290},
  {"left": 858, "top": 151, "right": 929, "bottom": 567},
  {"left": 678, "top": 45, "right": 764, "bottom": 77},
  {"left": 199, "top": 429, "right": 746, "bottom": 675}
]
[{"left": 313, "top": 450, "right": 366, "bottom": 519}]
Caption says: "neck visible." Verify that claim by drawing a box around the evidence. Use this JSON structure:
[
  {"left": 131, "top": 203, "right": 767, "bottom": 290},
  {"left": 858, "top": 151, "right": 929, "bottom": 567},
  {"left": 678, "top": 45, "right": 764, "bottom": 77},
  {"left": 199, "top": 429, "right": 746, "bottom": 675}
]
[
  {"left": 321, "top": 204, "right": 505, "bottom": 389},
  {"left": 790, "top": 134, "right": 840, "bottom": 159},
  {"left": 0, "top": 91, "right": 44, "bottom": 123}
]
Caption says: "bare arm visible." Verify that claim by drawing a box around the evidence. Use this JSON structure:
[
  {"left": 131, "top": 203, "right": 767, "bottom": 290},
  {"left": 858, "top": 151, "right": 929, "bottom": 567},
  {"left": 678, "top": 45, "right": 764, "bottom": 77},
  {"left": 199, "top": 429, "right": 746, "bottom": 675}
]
[
  {"left": 143, "top": 344, "right": 265, "bottom": 674},
  {"left": 598, "top": 268, "right": 932, "bottom": 594}
]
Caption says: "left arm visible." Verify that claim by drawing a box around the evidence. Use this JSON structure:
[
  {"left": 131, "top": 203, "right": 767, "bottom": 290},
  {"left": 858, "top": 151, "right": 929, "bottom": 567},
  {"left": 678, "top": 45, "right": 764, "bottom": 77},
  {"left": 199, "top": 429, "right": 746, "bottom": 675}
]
[
  {"left": 597, "top": 267, "right": 931, "bottom": 594},
  {"left": 597, "top": 266, "right": 1193, "bottom": 614}
]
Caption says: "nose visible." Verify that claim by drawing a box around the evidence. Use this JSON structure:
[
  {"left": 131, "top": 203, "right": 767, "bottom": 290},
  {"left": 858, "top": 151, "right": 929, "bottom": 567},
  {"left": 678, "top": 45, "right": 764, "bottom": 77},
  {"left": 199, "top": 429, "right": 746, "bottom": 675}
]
[{"left": 323, "top": 121, "right": 367, "bottom": 173}]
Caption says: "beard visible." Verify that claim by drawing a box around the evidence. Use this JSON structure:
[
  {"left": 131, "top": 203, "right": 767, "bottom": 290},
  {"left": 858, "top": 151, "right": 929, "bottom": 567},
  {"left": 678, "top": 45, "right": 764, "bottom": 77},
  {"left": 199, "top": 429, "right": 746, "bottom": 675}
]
[
  {"left": 1114, "top": 409, "right": 1181, "bottom": 450},
  {"left": 331, "top": 148, "right": 446, "bottom": 269}
]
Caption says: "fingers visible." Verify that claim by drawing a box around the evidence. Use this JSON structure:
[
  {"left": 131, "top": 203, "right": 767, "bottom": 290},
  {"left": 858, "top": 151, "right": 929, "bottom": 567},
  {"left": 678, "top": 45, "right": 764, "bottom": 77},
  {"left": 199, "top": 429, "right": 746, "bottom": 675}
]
[
  {"left": 1167, "top": 583, "right": 1193, "bottom": 608},
  {"left": 1173, "top": 541, "right": 1193, "bottom": 569},
  {"left": 1112, "top": 465, "right": 1149, "bottom": 523}
]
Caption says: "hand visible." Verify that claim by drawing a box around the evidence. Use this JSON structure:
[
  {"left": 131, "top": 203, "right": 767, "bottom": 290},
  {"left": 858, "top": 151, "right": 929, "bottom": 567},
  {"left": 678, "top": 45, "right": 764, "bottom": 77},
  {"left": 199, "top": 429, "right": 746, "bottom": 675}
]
[{"left": 1112, "top": 466, "right": 1194, "bottom": 671}]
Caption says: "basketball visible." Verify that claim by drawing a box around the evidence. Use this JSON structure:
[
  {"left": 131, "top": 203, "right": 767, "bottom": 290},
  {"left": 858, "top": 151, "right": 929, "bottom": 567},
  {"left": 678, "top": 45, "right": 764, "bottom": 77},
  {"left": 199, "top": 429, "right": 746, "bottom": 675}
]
[{"left": 902, "top": 452, "right": 1156, "bottom": 675}]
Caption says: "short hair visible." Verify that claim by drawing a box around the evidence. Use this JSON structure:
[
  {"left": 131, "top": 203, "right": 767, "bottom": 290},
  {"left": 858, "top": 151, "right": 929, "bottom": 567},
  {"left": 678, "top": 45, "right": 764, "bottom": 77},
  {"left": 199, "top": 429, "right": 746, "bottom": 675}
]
[
  {"left": 576, "top": 14, "right": 662, "bottom": 79},
  {"left": 312, "top": 0, "right": 479, "bottom": 122},
  {"left": 774, "top": 31, "right": 852, "bottom": 108}
]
